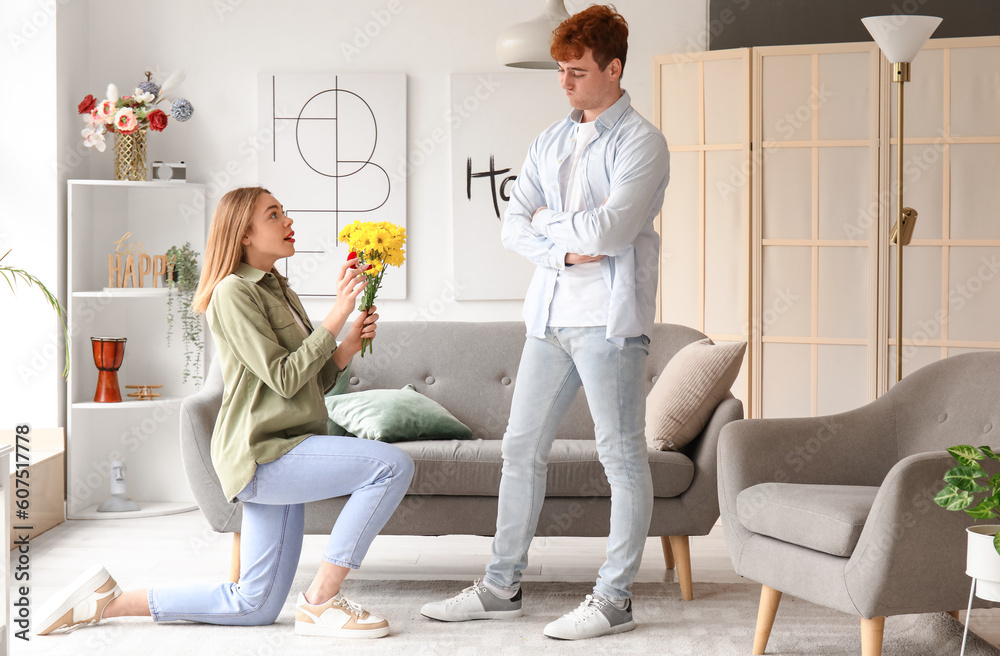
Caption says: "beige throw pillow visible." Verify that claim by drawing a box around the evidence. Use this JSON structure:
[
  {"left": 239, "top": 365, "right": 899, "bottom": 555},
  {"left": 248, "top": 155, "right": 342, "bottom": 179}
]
[{"left": 645, "top": 338, "right": 746, "bottom": 451}]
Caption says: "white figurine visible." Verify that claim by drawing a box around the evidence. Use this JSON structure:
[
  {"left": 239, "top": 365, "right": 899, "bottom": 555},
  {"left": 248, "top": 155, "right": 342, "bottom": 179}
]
[{"left": 97, "top": 460, "right": 141, "bottom": 512}]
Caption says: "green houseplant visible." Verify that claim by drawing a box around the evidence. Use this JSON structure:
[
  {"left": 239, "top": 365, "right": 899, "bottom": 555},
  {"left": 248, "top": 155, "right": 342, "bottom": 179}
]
[
  {"left": 1, "top": 249, "right": 69, "bottom": 377},
  {"left": 935, "top": 444, "right": 1000, "bottom": 554},
  {"left": 934, "top": 444, "right": 1000, "bottom": 602},
  {"left": 165, "top": 242, "right": 203, "bottom": 385}
]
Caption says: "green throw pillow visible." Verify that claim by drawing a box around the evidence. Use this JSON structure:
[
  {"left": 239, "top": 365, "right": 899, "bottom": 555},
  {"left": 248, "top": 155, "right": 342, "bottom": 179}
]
[{"left": 324, "top": 384, "right": 473, "bottom": 442}]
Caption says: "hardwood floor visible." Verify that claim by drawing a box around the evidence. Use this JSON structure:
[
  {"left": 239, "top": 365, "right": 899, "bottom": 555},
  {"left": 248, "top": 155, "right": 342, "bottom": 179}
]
[{"left": 20, "top": 511, "right": 1000, "bottom": 650}]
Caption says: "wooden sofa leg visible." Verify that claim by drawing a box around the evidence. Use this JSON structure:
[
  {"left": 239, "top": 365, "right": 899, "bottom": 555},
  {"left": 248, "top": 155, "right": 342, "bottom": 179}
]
[
  {"left": 230, "top": 532, "right": 241, "bottom": 583},
  {"left": 753, "top": 584, "right": 782, "bottom": 655},
  {"left": 947, "top": 610, "right": 961, "bottom": 620},
  {"left": 660, "top": 536, "right": 675, "bottom": 570},
  {"left": 667, "top": 535, "right": 693, "bottom": 600},
  {"left": 861, "top": 617, "right": 885, "bottom": 656}
]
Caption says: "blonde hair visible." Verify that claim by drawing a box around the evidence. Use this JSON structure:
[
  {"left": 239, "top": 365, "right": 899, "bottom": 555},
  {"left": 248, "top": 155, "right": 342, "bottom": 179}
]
[{"left": 192, "top": 186, "right": 270, "bottom": 314}]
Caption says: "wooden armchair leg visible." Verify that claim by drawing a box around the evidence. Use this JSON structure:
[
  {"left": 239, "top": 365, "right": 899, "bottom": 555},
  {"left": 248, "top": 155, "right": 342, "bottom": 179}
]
[
  {"left": 861, "top": 617, "right": 885, "bottom": 656},
  {"left": 660, "top": 536, "right": 675, "bottom": 570},
  {"left": 667, "top": 535, "right": 693, "bottom": 601},
  {"left": 752, "top": 584, "right": 782, "bottom": 655},
  {"left": 230, "top": 532, "right": 241, "bottom": 583},
  {"left": 947, "top": 610, "right": 960, "bottom": 620}
]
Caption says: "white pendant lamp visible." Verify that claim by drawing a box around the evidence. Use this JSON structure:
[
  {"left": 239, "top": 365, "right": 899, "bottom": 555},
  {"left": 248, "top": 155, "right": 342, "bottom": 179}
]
[{"left": 497, "top": 0, "right": 570, "bottom": 69}]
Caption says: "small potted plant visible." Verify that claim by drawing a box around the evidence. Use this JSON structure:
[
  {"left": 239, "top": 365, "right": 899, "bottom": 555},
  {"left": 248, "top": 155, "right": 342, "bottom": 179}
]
[
  {"left": 934, "top": 444, "right": 1000, "bottom": 601},
  {"left": 165, "top": 242, "right": 203, "bottom": 385}
]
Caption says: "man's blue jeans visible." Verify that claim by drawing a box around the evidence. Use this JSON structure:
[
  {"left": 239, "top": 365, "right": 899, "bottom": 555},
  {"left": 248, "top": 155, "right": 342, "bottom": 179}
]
[
  {"left": 148, "top": 435, "right": 413, "bottom": 625},
  {"left": 484, "top": 327, "right": 652, "bottom": 601}
]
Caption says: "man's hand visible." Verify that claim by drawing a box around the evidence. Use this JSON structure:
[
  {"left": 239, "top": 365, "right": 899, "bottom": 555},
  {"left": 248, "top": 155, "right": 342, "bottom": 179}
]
[{"left": 565, "top": 253, "right": 605, "bottom": 265}]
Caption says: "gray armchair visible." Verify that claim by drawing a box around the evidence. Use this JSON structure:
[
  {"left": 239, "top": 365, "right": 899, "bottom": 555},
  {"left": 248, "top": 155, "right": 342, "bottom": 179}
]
[{"left": 718, "top": 351, "right": 1000, "bottom": 656}]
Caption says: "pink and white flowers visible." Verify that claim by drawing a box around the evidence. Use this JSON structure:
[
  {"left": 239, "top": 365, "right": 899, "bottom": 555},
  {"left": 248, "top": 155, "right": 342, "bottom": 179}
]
[
  {"left": 81, "top": 125, "right": 107, "bottom": 152},
  {"left": 114, "top": 108, "right": 138, "bottom": 133},
  {"left": 76, "top": 70, "right": 193, "bottom": 150},
  {"left": 95, "top": 99, "right": 116, "bottom": 123}
]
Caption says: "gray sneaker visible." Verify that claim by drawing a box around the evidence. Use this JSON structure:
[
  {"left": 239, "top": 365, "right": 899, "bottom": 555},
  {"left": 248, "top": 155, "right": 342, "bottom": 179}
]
[
  {"left": 543, "top": 594, "right": 635, "bottom": 640},
  {"left": 420, "top": 580, "right": 523, "bottom": 621}
]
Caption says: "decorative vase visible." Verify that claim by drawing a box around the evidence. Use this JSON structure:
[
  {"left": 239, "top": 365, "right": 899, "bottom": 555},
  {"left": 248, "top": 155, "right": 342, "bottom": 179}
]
[
  {"left": 92, "top": 337, "right": 127, "bottom": 402},
  {"left": 113, "top": 130, "right": 147, "bottom": 181},
  {"left": 966, "top": 525, "right": 1000, "bottom": 602}
]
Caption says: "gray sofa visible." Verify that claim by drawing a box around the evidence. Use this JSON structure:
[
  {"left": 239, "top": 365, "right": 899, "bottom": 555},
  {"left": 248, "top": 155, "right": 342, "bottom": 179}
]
[
  {"left": 717, "top": 351, "right": 1000, "bottom": 655},
  {"left": 180, "top": 321, "right": 744, "bottom": 599}
]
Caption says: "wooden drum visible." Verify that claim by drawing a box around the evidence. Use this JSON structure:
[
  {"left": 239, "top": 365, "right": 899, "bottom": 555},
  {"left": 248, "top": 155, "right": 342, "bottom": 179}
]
[{"left": 91, "top": 337, "right": 127, "bottom": 403}]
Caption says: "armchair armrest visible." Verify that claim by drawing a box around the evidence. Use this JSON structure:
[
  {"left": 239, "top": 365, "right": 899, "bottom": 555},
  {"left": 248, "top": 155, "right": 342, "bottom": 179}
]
[{"left": 844, "top": 451, "right": 986, "bottom": 617}]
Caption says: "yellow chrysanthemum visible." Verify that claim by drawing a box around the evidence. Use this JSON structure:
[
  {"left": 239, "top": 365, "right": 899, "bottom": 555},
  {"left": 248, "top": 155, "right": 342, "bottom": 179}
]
[{"left": 384, "top": 247, "right": 405, "bottom": 267}]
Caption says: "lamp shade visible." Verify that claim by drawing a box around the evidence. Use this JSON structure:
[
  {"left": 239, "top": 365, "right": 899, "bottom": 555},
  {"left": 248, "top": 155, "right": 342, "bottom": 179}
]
[
  {"left": 862, "top": 15, "right": 942, "bottom": 63},
  {"left": 497, "top": 0, "right": 570, "bottom": 69}
]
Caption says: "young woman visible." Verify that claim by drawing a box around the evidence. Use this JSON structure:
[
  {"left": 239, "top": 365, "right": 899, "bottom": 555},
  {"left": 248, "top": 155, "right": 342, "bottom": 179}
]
[{"left": 38, "top": 186, "right": 414, "bottom": 640}]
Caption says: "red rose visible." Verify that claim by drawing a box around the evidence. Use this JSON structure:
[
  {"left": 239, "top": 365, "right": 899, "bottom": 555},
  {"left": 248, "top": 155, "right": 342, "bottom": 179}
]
[
  {"left": 77, "top": 94, "right": 96, "bottom": 114},
  {"left": 148, "top": 109, "right": 168, "bottom": 132}
]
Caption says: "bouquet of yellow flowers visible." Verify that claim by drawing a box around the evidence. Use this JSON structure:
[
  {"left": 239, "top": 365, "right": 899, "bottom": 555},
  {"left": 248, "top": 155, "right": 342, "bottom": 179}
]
[{"left": 338, "top": 220, "right": 406, "bottom": 356}]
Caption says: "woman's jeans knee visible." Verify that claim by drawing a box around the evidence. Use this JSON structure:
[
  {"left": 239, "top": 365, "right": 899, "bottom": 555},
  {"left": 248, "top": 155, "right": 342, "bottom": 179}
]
[{"left": 148, "top": 436, "right": 413, "bottom": 625}]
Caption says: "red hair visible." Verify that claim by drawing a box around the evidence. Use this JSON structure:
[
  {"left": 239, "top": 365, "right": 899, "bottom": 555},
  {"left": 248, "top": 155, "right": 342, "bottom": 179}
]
[{"left": 550, "top": 4, "right": 628, "bottom": 74}]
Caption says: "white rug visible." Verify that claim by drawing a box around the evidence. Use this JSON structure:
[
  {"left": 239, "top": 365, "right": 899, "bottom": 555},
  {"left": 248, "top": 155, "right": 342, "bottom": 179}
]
[{"left": 25, "top": 579, "right": 1000, "bottom": 656}]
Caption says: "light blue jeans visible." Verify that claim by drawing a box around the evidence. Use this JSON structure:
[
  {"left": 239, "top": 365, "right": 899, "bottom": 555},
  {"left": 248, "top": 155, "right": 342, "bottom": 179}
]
[
  {"left": 484, "top": 327, "right": 652, "bottom": 601},
  {"left": 148, "top": 435, "right": 413, "bottom": 625}
]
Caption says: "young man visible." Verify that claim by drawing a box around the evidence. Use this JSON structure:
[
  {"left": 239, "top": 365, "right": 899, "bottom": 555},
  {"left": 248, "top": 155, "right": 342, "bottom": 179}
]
[{"left": 421, "top": 5, "right": 669, "bottom": 641}]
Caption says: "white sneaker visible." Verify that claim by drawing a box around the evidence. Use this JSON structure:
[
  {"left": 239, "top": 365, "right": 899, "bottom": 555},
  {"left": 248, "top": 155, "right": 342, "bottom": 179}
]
[
  {"left": 36, "top": 565, "right": 122, "bottom": 635},
  {"left": 294, "top": 591, "right": 390, "bottom": 639},
  {"left": 543, "top": 594, "right": 636, "bottom": 640},
  {"left": 420, "top": 579, "right": 523, "bottom": 621}
]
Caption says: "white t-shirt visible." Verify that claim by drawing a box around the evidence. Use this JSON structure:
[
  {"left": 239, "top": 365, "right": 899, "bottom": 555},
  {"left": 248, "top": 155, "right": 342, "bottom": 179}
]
[
  {"left": 547, "top": 120, "right": 611, "bottom": 328},
  {"left": 284, "top": 296, "right": 311, "bottom": 337}
]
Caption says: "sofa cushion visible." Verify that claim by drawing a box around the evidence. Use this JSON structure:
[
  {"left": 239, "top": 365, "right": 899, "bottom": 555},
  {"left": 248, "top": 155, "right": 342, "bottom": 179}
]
[
  {"left": 737, "top": 483, "right": 879, "bottom": 557},
  {"left": 325, "top": 385, "right": 473, "bottom": 442},
  {"left": 394, "top": 439, "right": 694, "bottom": 498},
  {"left": 645, "top": 338, "right": 746, "bottom": 451}
]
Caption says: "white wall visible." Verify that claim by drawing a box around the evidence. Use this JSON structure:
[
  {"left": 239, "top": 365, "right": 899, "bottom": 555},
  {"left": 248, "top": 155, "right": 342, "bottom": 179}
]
[
  {"left": 3, "top": 0, "right": 709, "bottom": 430},
  {"left": 0, "top": 0, "right": 64, "bottom": 431},
  {"left": 74, "top": 0, "right": 706, "bottom": 319}
]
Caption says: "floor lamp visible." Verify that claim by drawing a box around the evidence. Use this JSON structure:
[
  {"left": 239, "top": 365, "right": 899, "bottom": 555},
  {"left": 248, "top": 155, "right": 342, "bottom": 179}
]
[{"left": 862, "top": 15, "right": 942, "bottom": 383}]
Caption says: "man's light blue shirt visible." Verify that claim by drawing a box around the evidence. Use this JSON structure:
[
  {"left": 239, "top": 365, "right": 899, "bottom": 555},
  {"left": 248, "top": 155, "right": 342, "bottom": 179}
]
[{"left": 501, "top": 90, "right": 670, "bottom": 347}]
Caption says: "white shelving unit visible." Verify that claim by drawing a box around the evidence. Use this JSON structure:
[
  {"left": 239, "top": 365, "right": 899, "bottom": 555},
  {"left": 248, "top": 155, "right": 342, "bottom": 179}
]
[{"left": 67, "top": 180, "right": 206, "bottom": 519}]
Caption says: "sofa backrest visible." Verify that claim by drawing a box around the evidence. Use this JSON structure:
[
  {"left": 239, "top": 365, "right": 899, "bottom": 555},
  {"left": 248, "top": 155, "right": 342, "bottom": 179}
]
[{"left": 345, "top": 321, "right": 709, "bottom": 441}]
